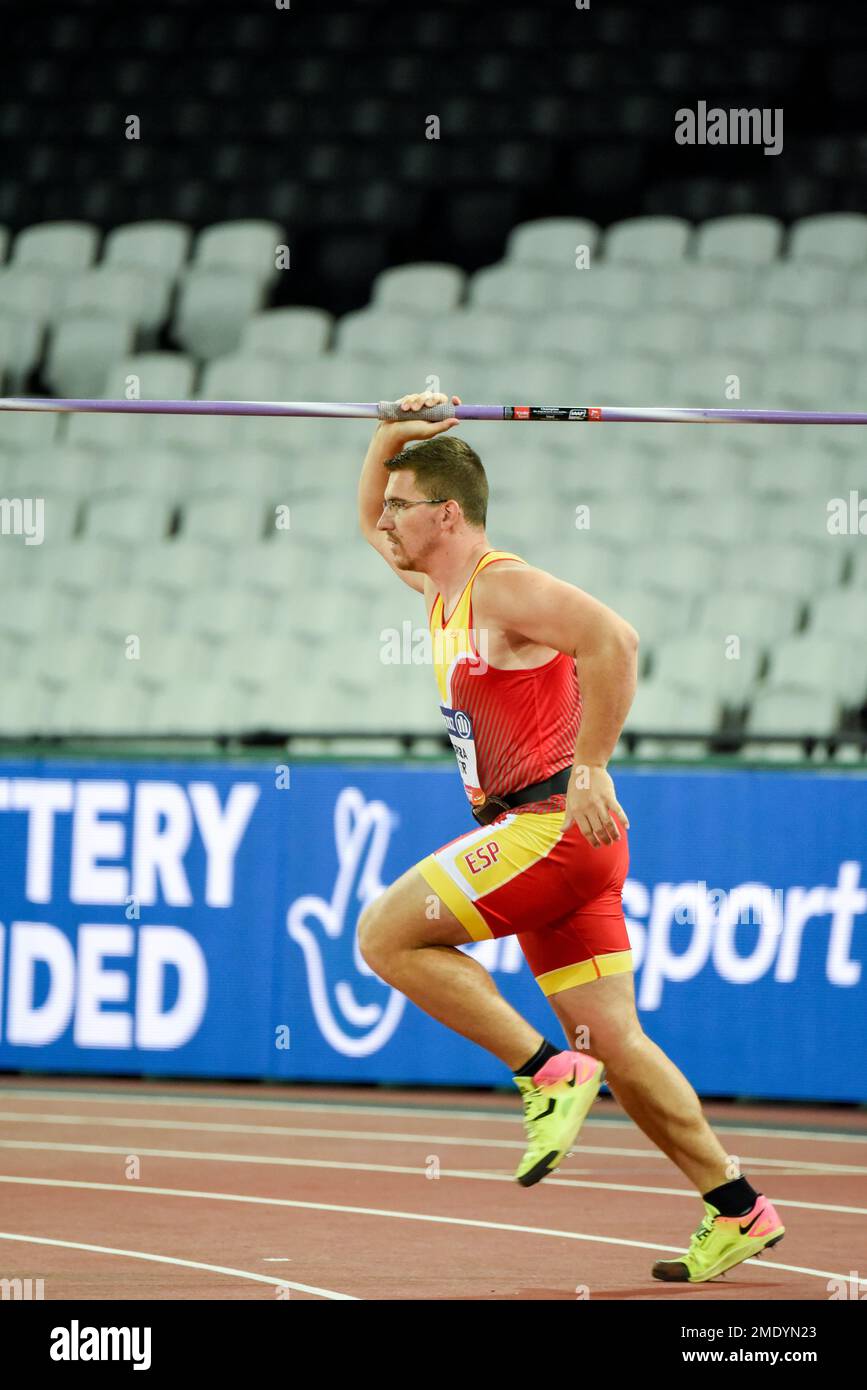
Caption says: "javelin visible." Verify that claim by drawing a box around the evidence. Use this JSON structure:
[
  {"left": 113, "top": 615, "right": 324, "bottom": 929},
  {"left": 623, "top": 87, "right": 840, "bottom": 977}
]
[{"left": 1, "top": 397, "right": 867, "bottom": 425}]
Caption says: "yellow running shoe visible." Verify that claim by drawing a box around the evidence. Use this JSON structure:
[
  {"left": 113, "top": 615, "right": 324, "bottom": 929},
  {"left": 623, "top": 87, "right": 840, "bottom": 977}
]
[
  {"left": 513, "top": 1051, "right": 604, "bottom": 1187},
  {"left": 652, "top": 1196, "right": 785, "bottom": 1283}
]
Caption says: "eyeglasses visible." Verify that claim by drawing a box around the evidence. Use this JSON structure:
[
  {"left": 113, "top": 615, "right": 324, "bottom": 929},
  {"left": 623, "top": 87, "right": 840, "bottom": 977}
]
[{"left": 381, "top": 497, "right": 448, "bottom": 514}]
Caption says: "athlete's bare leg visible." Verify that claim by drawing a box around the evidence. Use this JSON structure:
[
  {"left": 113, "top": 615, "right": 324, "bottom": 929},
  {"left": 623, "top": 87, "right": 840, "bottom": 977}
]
[
  {"left": 548, "top": 972, "right": 732, "bottom": 1193},
  {"left": 357, "top": 864, "right": 544, "bottom": 1070}
]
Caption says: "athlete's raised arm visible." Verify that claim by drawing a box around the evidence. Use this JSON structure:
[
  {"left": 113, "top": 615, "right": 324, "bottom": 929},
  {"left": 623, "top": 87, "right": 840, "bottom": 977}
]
[{"left": 358, "top": 390, "right": 460, "bottom": 592}]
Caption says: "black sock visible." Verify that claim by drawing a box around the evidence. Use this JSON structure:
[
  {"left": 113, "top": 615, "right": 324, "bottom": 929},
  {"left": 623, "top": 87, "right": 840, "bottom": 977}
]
[
  {"left": 513, "top": 1038, "right": 561, "bottom": 1078},
  {"left": 702, "top": 1176, "right": 760, "bottom": 1217}
]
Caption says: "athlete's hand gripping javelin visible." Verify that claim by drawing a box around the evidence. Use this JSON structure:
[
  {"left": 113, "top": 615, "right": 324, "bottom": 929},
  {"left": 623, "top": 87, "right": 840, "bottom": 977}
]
[{"left": 376, "top": 390, "right": 462, "bottom": 445}]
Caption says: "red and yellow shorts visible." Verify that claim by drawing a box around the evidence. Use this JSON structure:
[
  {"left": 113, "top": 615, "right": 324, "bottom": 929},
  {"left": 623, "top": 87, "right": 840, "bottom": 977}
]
[{"left": 416, "top": 801, "right": 631, "bottom": 997}]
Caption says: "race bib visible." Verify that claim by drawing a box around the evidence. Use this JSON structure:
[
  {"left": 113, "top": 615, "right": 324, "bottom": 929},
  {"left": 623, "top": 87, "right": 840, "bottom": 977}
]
[{"left": 440, "top": 703, "right": 486, "bottom": 807}]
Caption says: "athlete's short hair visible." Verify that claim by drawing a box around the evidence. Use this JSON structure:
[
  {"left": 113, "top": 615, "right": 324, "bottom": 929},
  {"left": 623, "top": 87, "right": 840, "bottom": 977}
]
[{"left": 385, "top": 436, "right": 488, "bottom": 528}]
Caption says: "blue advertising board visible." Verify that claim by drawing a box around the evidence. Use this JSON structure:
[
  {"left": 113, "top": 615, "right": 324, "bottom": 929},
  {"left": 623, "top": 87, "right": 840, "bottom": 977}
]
[{"left": 0, "top": 759, "right": 864, "bottom": 1101}]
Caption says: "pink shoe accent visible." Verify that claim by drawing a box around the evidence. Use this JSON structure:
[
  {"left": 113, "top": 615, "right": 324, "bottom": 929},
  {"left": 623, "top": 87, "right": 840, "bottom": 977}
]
[
  {"left": 718, "top": 1196, "right": 782, "bottom": 1240},
  {"left": 533, "top": 1050, "right": 601, "bottom": 1087}
]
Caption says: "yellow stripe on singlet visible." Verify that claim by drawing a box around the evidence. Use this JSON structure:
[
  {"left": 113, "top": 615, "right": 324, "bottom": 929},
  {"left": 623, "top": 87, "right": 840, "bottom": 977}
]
[{"left": 430, "top": 549, "right": 525, "bottom": 704}]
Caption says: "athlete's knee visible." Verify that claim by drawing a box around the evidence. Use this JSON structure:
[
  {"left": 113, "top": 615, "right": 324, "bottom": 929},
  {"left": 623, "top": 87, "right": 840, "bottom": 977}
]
[
  {"left": 560, "top": 1008, "right": 646, "bottom": 1070},
  {"left": 591, "top": 1024, "right": 650, "bottom": 1073},
  {"left": 356, "top": 897, "right": 392, "bottom": 968}
]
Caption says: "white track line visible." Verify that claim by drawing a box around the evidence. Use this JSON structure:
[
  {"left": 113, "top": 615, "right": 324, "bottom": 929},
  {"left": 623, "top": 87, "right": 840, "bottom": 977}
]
[
  {"left": 6, "top": 1117, "right": 867, "bottom": 1195},
  {"left": 6, "top": 1145, "right": 867, "bottom": 1212},
  {"left": 0, "top": 1229, "right": 357, "bottom": 1299},
  {"left": 0, "top": 1175, "right": 856, "bottom": 1288},
  {"left": 0, "top": 1128, "right": 861, "bottom": 1173},
  {"left": 3, "top": 1153, "right": 859, "bottom": 1216},
  {"left": 1, "top": 1087, "right": 864, "bottom": 1145}
]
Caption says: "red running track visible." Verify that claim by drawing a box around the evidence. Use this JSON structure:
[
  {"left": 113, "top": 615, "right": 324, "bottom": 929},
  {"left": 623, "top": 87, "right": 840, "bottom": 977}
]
[{"left": 0, "top": 1076, "right": 865, "bottom": 1301}]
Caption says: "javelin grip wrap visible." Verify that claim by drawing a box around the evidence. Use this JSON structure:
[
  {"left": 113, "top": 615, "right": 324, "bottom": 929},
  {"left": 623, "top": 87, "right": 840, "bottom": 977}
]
[{"left": 376, "top": 399, "right": 456, "bottom": 423}]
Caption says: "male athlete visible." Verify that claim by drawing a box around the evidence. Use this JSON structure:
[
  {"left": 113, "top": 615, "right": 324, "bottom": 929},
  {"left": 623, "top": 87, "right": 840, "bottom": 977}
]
[{"left": 356, "top": 390, "right": 785, "bottom": 1283}]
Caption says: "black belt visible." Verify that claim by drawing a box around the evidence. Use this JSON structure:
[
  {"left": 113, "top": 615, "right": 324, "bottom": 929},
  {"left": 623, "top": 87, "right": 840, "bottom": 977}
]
[{"left": 471, "top": 765, "right": 572, "bottom": 826}]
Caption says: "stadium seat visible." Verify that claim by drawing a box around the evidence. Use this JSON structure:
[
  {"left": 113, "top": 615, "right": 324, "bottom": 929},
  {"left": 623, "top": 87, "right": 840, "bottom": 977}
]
[
  {"left": 65, "top": 407, "right": 148, "bottom": 453},
  {"left": 527, "top": 310, "right": 621, "bottom": 359},
  {"left": 129, "top": 539, "right": 223, "bottom": 594},
  {"left": 788, "top": 212, "right": 867, "bottom": 267},
  {"left": 624, "top": 308, "right": 706, "bottom": 360},
  {"left": 804, "top": 308, "right": 867, "bottom": 358},
  {"left": 575, "top": 354, "right": 668, "bottom": 405},
  {"left": 74, "top": 584, "right": 169, "bottom": 644},
  {"left": 604, "top": 216, "right": 692, "bottom": 264},
  {"left": 764, "top": 500, "right": 847, "bottom": 547},
  {"left": 85, "top": 447, "right": 188, "bottom": 503},
  {"left": 745, "top": 689, "right": 839, "bottom": 738},
  {"left": 624, "top": 539, "right": 723, "bottom": 597},
  {"left": 193, "top": 219, "right": 284, "bottom": 286},
  {"left": 0, "top": 264, "right": 61, "bottom": 322},
  {"left": 505, "top": 217, "right": 601, "bottom": 268},
  {"left": 764, "top": 633, "right": 867, "bottom": 707},
  {"left": 9, "top": 441, "right": 99, "bottom": 499},
  {"left": 709, "top": 307, "right": 803, "bottom": 356},
  {"left": 335, "top": 308, "right": 429, "bottom": 359},
  {"left": 0, "top": 404, "right": 58, "bottom": 454},
  {"left": 674, "top": 352, "right": 765, "bottom": 406},
  {"left": 759, "top": 261, "right": 849, "bottom": 313},
  {"left": 0, "top": 311, "right": 44, "bottom": 389},
  {"left": 199, "top": 353, "right": 289, "bottom": 404},
  {"left": 83, "top": 491, "right": 173, "bottom": 543},
  {"left": 26, "top": 631, "right": 111, "bottom": 687},
  {"left": 663, "top": 495, "right": 759, "bottom": 546},
  {"left": 760, "top": 353, "right": 855, "bottom": 410},
  {"left": 372, "top": 262, "right": 465, "bottom": 313},
  {"left": 12, "top": 220, "right": 99, "bottom": 274},
  {"left": 806, "top": 586, "right": 867, "bottom": 640},
  {"left": 51, "top": 675, "right": 153, "bottom": 736},
  {"left": 651, "top": 263, "right": 754, "bottom": 312},
  {"left": 173, "top": 267, "right": 267, "bottom": 359},
  {"left": 44, "top": 314, "right": 136, "bottom": 398},
  {"left": 651, "top": 444, "right": 749, "bottom": 499},
  {"left": 103, "top": 219, "right": 192, "bottom": 282},
  {"left": 469, "top": 262, "right": 561, "bottom": 312},
  {"left": 60, "top": 265, "right": 165, "bottom": 333},
  {"left": 696, "top": 589, "right": 802, "bottom": 644},
  {"left": 0, "top": 677, "right": 51, "bottom": 736},
  {"left": 695, "top": 214, "right": 784, "bottom": 265},
  {"left": 603, "top": 584, "right": 693, "bottom": 648},
  {"left": 745, "top": 445, "right": 849, "bottom": 501},
  {"left": 0, "top": 586, "right": 64, "bottom": 639},
  {"left": 651, "top": 633, "right": 763, "bottom": 706},
  {"left": 240, "top": 307, "right": 333, "bottom": 359},
  {"left": 625, "top": 679, "right": 721, "bottom": 757},
  {"left": 556, "top": 263, "right": 650, "bottom": 315},
  {"left": 429, "top": 310, "right": 524, "bottom": 360},
  {"left": 132, "top": 630, "right": 216, "bottom": 691},
  {"left": 37, "top": 540, "right": 126, "bottom": 596},
  {"left": 721, "top": 538, "right": 846, "bottom": 595},
  {"left": 101, "top": 351, "right": 197, "bottom": 402},
  {"left": 181, "top": 491, "right": 267, "bottom": 544}
]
